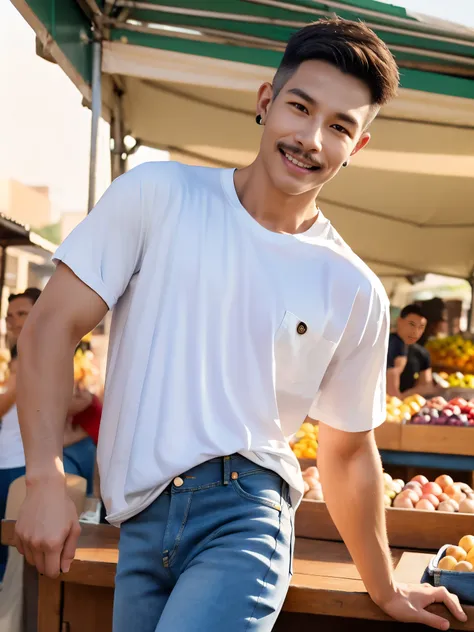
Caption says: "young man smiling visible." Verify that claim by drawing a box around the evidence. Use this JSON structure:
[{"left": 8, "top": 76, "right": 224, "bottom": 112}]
[{"left": 14, "top": 17, "right": 465, "bottom": 632}]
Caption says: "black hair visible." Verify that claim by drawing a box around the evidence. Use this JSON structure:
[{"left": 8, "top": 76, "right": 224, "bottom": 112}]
[
  {"left": 400, "top": 304, "right": 425, "bottom": 319},
  {"left": 273, "top": 17, "right": 399, "bottom": 106},
  {"left": 8, "top": 287, "right": 41, "bottom": 305}
]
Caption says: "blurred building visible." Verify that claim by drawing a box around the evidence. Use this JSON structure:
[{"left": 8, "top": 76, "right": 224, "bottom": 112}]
[{"left": 0, "top": 179, "right": 52, "bottom": 228}]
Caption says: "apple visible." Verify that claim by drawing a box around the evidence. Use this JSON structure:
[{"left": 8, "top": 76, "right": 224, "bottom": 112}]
[
  {"left": 435, "top": 475, "right": 454, "bottom": 490},
  {"left": 438, "top": 493, "right": 450, "bottom": 502},
  {"left": 393, "top": 495, "right": 414, "bottom": 509},
  {"left": 438, "top": 555, "right": 457, "bottom": 570},
  {"left": 304, "top": 466, "right": 319, "bottom": 480},
  {"left": 447, "top": 498, "right": 460, "bottom": 511},
  {"left": 459, "top": 535, "right": 474, "bottom": 554},
  {"left": 422, "top": 482, "right": 443, "bottom": 497},
  {"left": 398, "top": 489, "right": 421, "bottom": 504},
  {"left": 459, "top": 499, "right": 474, "bottom": 514},
  {"left": 403, "top": 483, "right": 422, "bottom": 499},
  {"left": 305, "top": 489, "right": 324, "bottom": 501},
  {"left": 411, "top": 475, "right": 429, "bottom": 486},
  {"left": 421, "top": 493, "right": 440, "bottom": 508},
  {"left": 416, "top": 499, "right": 435, "bottom": 511},
  {"left": 454, "top": 561, "right": 473, "bottom": 572},
  {"left": 446, "top": 546, "right": 467, "bottom": 562},
  {"left": 438, "top": 501, "right": 456, "bottom": 513}
]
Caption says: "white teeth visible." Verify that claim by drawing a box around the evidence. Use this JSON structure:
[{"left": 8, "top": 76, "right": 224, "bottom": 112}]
[{"left": 284, "top": 152, "right": 312, "bottom": 169}]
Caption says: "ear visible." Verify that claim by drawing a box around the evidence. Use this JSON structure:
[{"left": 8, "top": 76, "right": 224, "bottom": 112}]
[
  {"left": 256, "top": 82, "right": 274, "bottom": 123},
  {"left": 350, "top": 131, "right": 371, "bottom": 157}
]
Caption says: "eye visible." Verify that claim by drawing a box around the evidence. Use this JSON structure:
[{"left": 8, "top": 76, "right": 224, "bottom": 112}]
[
  {"left": 331, "top": 124, "right": 349, "bottom": 135},
  {"left": 289, "top": 102, "right": 309, "bottom": 114}
]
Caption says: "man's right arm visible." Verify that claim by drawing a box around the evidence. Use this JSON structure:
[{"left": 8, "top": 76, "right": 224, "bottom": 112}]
[{"left": 15, "top": 263, "right": 108, "bottom": 578}]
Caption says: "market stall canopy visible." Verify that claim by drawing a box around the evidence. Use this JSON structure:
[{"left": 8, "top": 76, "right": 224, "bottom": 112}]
[
  {"left": 11, "top": 0, "right": 474, "bottom": 279},
  {"left": 0, "top": 214, "right": 56, "bottom": 253}
]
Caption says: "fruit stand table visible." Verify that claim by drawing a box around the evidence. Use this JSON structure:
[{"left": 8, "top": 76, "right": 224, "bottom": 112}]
[
  {"left": 3, "top": 518, "right": 474, "bottom": 632},
  {"left": 374, "top": 422, "right": 474, "bottom": 488}
]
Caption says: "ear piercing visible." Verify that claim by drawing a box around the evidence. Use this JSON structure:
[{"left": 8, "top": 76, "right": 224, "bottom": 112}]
[{"left": 256, "top": 114, "right": 263, "bottom": 125}]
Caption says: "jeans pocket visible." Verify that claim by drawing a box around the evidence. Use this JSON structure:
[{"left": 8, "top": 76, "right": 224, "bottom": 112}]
[{"left": 231, "top": 470, "right": 283, "bottom": 512}]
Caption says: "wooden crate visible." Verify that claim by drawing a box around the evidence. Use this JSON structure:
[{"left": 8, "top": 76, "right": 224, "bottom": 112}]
[
  {"left": 296, "top": 499, "right": 474, "bottom": 550},
  {"left": 401, "top": 424, "right": 474, "bottom": 457},
  {"left": 374, "top": 422, "right": 403, "bottom": 451}
]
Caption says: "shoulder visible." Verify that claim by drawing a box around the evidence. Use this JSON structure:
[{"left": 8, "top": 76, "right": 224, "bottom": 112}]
[
  {"left": 389, "top": 333, "right": 406, "bottom": 356},
  {"left": 116, "top": 160, "right": 219, "bottom": 190},
  {"left": 111, "top": 161, "right": 222, "bottom": 219}
]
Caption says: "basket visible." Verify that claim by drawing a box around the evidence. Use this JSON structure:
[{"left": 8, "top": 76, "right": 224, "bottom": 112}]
[{"left": 421, "top": 544, "right": 474, "bottom": 605}]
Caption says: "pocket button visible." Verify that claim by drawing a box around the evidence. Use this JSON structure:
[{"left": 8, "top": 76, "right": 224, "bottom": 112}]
[{"left": 297, "top": 322, "right": 307, "bottom": 335}]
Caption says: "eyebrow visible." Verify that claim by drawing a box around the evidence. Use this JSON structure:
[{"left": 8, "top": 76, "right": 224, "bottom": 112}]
[{"left": 287, "top": 88, "right": 359, "bottom": 129}]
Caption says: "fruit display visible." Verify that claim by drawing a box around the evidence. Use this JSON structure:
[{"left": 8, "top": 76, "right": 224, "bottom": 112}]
[
  {"left": 386, "top": 394, "right": 426, "bottom": 423},
  {"left": 301, "top": 465, "right": 324, "bottom": 501},
  {"left": 290, "top": 421, "right": 318, "bottom": 460},
  {"left": 427, "top": 335, "right": 474, "bottom": 372},
  {"left": 438, "top": 371, "right": 474, "bottom": 389},
  {"left": 386, "top": 472, "right": 474, "bottom": 512},
  {"left": 438, "top": 535, "right": 474, "bottom": 572},
  {"left": 410, "top": 396, "right": 474, "bottom": 427},
  {"left": 73, "top": 346, "right": 100, "bottom": 390}
]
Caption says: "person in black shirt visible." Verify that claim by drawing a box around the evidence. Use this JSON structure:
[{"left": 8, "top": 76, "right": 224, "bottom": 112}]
[{"left": 387, "top": 304, "right": 434, "bottom": 398}]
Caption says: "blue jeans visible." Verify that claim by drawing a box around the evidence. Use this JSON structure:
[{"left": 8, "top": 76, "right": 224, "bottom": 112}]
[
  {"left": 63, "top": 436, "right": 96, "bottom": 496},
  {"left": 113, "top": 455, "right": 294, "bottom": 632},
  {"left": 0, "top": 465, "right": 26, "bottom": 581}
]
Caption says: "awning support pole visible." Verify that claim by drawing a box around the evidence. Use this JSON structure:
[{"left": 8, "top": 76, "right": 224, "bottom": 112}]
[
  {"left": 87, "top": 39, "right": 102, "bottom": 214},
  {"left": 111, "top": 88, "right": 127, "bottom": 181}
]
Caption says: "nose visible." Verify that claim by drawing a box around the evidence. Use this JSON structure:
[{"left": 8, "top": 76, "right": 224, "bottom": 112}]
[{"left": 294, "top": 118, "right": 324, "bottom": 154}]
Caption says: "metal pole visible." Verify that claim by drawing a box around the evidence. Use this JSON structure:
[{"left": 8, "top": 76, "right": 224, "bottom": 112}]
[
  {"left": 87, "top": 39, "right": 102, "bottom": 213},
  {"left": 111, "top": 89, "right": 126, "bottom": 181}
]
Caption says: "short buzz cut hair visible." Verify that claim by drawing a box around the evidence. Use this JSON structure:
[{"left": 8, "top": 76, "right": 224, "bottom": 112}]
[
  {"left": 400, "top": 304, "right": 425, "bottom": 319},
  {"left": 273, "top": 17, "right": 400, "bottom": 106}
]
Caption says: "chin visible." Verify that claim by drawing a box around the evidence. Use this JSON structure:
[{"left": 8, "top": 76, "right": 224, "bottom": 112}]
[{"left": 270, "top": 170, "right": 325, "bottom": 196}]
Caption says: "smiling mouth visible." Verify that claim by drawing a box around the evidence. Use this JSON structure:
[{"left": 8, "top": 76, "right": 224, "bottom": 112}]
[{"left": 279, "top": 148, "right": 320, "bottom": 171}]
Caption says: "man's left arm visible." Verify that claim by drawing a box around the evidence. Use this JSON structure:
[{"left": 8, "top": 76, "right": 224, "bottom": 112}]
[
  {"left": 317, "top": 423, "right": 465, "bottom": 629},
  {"left": 309, "top": 285, "right": 466, "bottom": 630}
]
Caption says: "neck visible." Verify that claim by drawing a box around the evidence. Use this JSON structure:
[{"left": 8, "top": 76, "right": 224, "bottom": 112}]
[{"left": 233, "top": 155, "right": 321, "bottom": 235}]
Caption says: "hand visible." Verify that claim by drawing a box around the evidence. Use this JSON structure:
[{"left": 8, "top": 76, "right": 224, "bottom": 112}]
[
  {"left": 68, "top": 389, "right": 93, "bottom": 416},
  {"left": 14, "top": 476, "right": 81, "bottom": 578},
  {"left": 377, "top": 582, "right": 467, "bottom": 630}
]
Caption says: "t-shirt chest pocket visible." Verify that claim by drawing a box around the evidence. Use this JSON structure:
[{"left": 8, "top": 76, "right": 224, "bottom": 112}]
[{"left": 274, "top": 311, "right": 337, "bottom": 398}]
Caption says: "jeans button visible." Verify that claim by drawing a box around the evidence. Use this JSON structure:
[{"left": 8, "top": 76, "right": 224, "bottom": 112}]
[
  {"left": 173, "top": 477, "right": 184, "bottom": 487},
  {"left": 231, "top": 472, "right": 239, "bottom": 480}
]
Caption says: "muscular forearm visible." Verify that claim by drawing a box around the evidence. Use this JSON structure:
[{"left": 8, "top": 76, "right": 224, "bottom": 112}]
[
  {"left": 318, "top": 434, "right": 394, "bottom": 605},
  {"left": 17, "top": 315, "right": 77, "bottom": 483}
]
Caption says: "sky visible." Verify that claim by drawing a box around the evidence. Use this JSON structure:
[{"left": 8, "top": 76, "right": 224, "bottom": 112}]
[{"left": 1, "top": 0, "right": 474, "bottom": 218}]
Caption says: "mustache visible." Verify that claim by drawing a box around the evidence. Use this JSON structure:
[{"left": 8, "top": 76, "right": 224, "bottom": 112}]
[{"left": 277, "top": 143, "right": 323, "bottom": 169}]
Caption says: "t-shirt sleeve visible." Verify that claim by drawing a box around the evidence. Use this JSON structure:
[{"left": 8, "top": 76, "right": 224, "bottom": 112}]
[
  {"left": 309, "top": 283, "right": 389, "bottom": 433},
  {"left": 53, "top": 162, "right": 164, "bottom": 309},
  {"left": 387, "top": 334, "right": 407, "bottom": 369}
]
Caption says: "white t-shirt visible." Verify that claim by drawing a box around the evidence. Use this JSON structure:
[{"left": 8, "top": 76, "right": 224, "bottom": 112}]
[
  {"left": 54, "top": 162, "right": 389, "bottom": 526},
  {"left": 0, "top": 405, "right": 25, "bottom": 470}
]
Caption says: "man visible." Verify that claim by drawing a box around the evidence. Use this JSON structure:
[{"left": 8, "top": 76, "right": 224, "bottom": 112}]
[
  {"left": 387, "top": 303, "right": 434, "bottom": 399},
  {"left": 14, "top": 18, "right": 465, "bottom": 632}
]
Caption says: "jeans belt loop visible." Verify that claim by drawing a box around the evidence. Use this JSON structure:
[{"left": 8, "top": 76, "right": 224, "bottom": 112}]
[{"left": 223, "top": 456, "right": 231, "bottom": 485}]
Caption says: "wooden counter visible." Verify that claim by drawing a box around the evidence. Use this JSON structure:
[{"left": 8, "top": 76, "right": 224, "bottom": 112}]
[{"left": 3, "top": 520, "right": 474, "bottom": 631}]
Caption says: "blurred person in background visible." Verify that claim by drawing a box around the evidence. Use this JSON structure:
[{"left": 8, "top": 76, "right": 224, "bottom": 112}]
[
  {"left": 387, "top": 304, "right": 434, "bottom": 399},
  {"left": 0, "top": 290, "right": 100, "bottom": 581}
]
